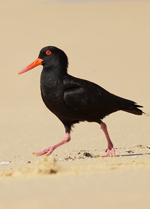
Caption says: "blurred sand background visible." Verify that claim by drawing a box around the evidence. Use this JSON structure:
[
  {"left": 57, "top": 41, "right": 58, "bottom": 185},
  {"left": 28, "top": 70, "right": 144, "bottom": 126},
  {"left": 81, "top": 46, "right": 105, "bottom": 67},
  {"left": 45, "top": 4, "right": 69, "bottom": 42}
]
[{"left": 0, "top": 0, "right": 150, "bottom": 208}]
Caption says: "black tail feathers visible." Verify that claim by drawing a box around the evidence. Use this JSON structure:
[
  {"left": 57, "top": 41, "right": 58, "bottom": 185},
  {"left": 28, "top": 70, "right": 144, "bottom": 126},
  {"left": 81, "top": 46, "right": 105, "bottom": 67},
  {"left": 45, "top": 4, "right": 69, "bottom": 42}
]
[
  {"left": 116, "top": 96, "right": 144, "bottom": 115},
  {"left": 122, "top": 103, "right": 144, "bottom": 115}
]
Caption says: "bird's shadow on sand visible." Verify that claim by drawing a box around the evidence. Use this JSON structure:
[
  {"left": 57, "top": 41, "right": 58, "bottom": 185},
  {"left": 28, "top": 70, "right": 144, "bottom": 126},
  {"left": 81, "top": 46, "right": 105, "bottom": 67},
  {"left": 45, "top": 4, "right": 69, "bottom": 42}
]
[{"left": 116, "top": 153, "right": 150, "bottom": 157}]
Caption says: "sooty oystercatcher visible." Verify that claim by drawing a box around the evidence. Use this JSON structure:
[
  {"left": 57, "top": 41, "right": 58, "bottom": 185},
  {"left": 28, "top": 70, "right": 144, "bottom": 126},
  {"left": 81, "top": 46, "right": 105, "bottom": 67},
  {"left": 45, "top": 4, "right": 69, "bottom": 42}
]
[{"left": 18, "top": 46, "right": 144, "bottom": 157}]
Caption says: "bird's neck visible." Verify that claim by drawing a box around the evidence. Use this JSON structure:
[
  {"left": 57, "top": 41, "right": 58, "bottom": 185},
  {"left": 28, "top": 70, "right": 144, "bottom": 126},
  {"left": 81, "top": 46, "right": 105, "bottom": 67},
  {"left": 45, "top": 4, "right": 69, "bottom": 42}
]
[{"left": 40, "top": 66, "right": 67, "bottom": 88}]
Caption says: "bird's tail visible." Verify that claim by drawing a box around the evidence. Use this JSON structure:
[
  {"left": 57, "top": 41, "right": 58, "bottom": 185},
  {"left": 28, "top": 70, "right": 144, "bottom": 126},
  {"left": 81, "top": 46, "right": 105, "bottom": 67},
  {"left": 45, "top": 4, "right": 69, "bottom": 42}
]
[
  {"left": 122, "top": 103, "right": 144, "bottom": 115},
  {"left": 116, "top": 96, "right": 144, "bottom": 115}
]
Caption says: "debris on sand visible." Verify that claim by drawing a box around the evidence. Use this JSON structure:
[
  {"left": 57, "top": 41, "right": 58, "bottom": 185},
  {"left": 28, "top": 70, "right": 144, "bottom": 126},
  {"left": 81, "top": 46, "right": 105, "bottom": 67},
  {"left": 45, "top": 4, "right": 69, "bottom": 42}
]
[{"left": 0, "top": 156, "right": 58, "bottom": 177}]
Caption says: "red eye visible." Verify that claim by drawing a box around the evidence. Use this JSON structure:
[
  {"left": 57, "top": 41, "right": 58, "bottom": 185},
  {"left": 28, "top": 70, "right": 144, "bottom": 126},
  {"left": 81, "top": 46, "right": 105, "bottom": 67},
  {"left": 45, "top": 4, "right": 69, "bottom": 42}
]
[{"left": 46, "top": 50, "right": 51, "bottom": 55}]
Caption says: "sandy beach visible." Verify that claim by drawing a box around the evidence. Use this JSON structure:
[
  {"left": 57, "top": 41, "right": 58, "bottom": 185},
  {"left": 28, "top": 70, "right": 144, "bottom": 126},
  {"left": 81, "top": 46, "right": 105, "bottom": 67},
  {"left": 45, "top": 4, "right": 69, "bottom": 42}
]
[{"left": 0, "top": 0, "right": 150, "bottom": 208}]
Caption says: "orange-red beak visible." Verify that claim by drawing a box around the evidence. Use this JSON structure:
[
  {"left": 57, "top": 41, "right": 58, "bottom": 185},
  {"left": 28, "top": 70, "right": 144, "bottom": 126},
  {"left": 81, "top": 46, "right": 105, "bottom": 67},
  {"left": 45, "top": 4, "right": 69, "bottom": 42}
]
[{"left": 18, "top": 58, "right": 43, "bottom": 75}]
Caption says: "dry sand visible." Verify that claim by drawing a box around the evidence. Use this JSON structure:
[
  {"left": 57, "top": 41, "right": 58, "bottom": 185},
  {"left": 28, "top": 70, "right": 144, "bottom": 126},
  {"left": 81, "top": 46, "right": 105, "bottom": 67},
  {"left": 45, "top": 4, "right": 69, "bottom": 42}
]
[{"left": 0, "top": 0, "right": 150, "bottom": 208}]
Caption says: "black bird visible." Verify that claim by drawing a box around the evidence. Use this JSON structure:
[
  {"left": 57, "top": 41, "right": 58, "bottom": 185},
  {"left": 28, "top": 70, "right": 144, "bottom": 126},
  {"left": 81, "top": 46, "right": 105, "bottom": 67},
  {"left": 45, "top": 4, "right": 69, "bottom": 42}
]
[{"left": 18, "top": 46, "right": 144, "bottom": 157}]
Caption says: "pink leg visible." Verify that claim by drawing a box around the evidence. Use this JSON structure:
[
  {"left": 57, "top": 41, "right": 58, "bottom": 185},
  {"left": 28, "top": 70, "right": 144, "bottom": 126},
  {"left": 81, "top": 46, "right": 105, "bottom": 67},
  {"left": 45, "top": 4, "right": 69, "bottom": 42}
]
[
  {"left": 100, "top": 122, "right": 115, "bottom": 157},
  {"left": 33, "top": 133, "right": 71, "bottom": 156}
]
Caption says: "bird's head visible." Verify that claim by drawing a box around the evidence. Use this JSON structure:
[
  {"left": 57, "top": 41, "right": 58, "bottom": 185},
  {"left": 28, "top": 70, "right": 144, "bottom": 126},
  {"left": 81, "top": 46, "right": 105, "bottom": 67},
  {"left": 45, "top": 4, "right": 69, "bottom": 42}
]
[{"left": 18, "top": 46, "right": 68, "bottom": 75}]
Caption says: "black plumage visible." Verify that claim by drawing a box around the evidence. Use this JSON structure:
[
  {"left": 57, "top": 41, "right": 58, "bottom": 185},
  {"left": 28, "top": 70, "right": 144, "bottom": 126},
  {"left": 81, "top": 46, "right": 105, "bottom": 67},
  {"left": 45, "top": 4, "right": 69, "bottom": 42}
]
[{"left": 19, "top": 46, "right": 144, "bottom": 157}]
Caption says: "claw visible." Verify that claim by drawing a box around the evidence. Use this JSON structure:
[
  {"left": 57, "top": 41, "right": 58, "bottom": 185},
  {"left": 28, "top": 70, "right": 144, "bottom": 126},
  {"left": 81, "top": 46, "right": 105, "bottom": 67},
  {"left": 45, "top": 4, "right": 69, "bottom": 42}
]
[{"left": 101, "top": 147, "right": 116, "bottom": 157}]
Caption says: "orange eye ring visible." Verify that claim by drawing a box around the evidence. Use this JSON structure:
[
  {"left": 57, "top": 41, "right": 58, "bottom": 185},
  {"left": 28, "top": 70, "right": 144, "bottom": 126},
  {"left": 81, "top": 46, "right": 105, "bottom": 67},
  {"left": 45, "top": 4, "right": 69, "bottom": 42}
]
[{"left": 46, "top": 50, "right": 51, "bottom": 55}]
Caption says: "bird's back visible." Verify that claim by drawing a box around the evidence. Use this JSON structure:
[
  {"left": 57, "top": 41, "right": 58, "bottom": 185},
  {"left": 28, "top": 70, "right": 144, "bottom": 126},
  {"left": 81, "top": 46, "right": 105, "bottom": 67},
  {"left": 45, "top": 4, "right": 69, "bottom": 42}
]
[{"left": 41, "top": 71, "right": 143, "bottom": 125}]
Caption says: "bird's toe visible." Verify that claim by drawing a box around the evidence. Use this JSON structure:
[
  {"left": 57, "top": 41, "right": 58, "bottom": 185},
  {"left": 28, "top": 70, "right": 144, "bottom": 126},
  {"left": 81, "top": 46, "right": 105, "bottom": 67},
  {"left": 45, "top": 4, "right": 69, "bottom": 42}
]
[{"left": 100, "top": 147, "right": 116, "bottom": 157}]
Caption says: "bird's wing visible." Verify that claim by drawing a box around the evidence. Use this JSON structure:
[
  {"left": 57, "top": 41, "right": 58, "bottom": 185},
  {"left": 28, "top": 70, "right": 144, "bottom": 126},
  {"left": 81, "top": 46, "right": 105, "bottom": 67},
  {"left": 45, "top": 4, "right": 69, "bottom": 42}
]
[{"left": 63, "top": 77, "right": 119, "bottom": 118}]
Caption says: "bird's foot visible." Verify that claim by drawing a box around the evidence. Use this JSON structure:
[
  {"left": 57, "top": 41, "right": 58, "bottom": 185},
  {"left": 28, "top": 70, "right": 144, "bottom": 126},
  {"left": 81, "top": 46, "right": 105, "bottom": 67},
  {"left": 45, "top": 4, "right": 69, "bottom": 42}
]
[
  {"left": 100, "top": 147, "right": 116, "bottom": 157},
  {"left": 33, "top": 146, "right": 55, "bottom": 156},
  {"left": 33, "top": 133, "right": 71, "bottom": 157}
]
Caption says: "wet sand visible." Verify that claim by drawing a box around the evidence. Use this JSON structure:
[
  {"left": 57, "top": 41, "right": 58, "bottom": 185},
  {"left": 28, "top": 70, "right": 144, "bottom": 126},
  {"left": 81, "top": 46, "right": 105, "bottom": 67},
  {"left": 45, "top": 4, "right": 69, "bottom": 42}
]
[{"left": 0, "top": 0, "right": 150, "bottom": 208}]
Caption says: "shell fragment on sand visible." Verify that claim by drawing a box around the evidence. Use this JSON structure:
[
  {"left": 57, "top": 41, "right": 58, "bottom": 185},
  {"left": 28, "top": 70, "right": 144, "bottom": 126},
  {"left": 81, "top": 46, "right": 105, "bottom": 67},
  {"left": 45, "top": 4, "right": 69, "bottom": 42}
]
[{"left": 0, "top": 161, "right": 10, "bottom": 166}]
